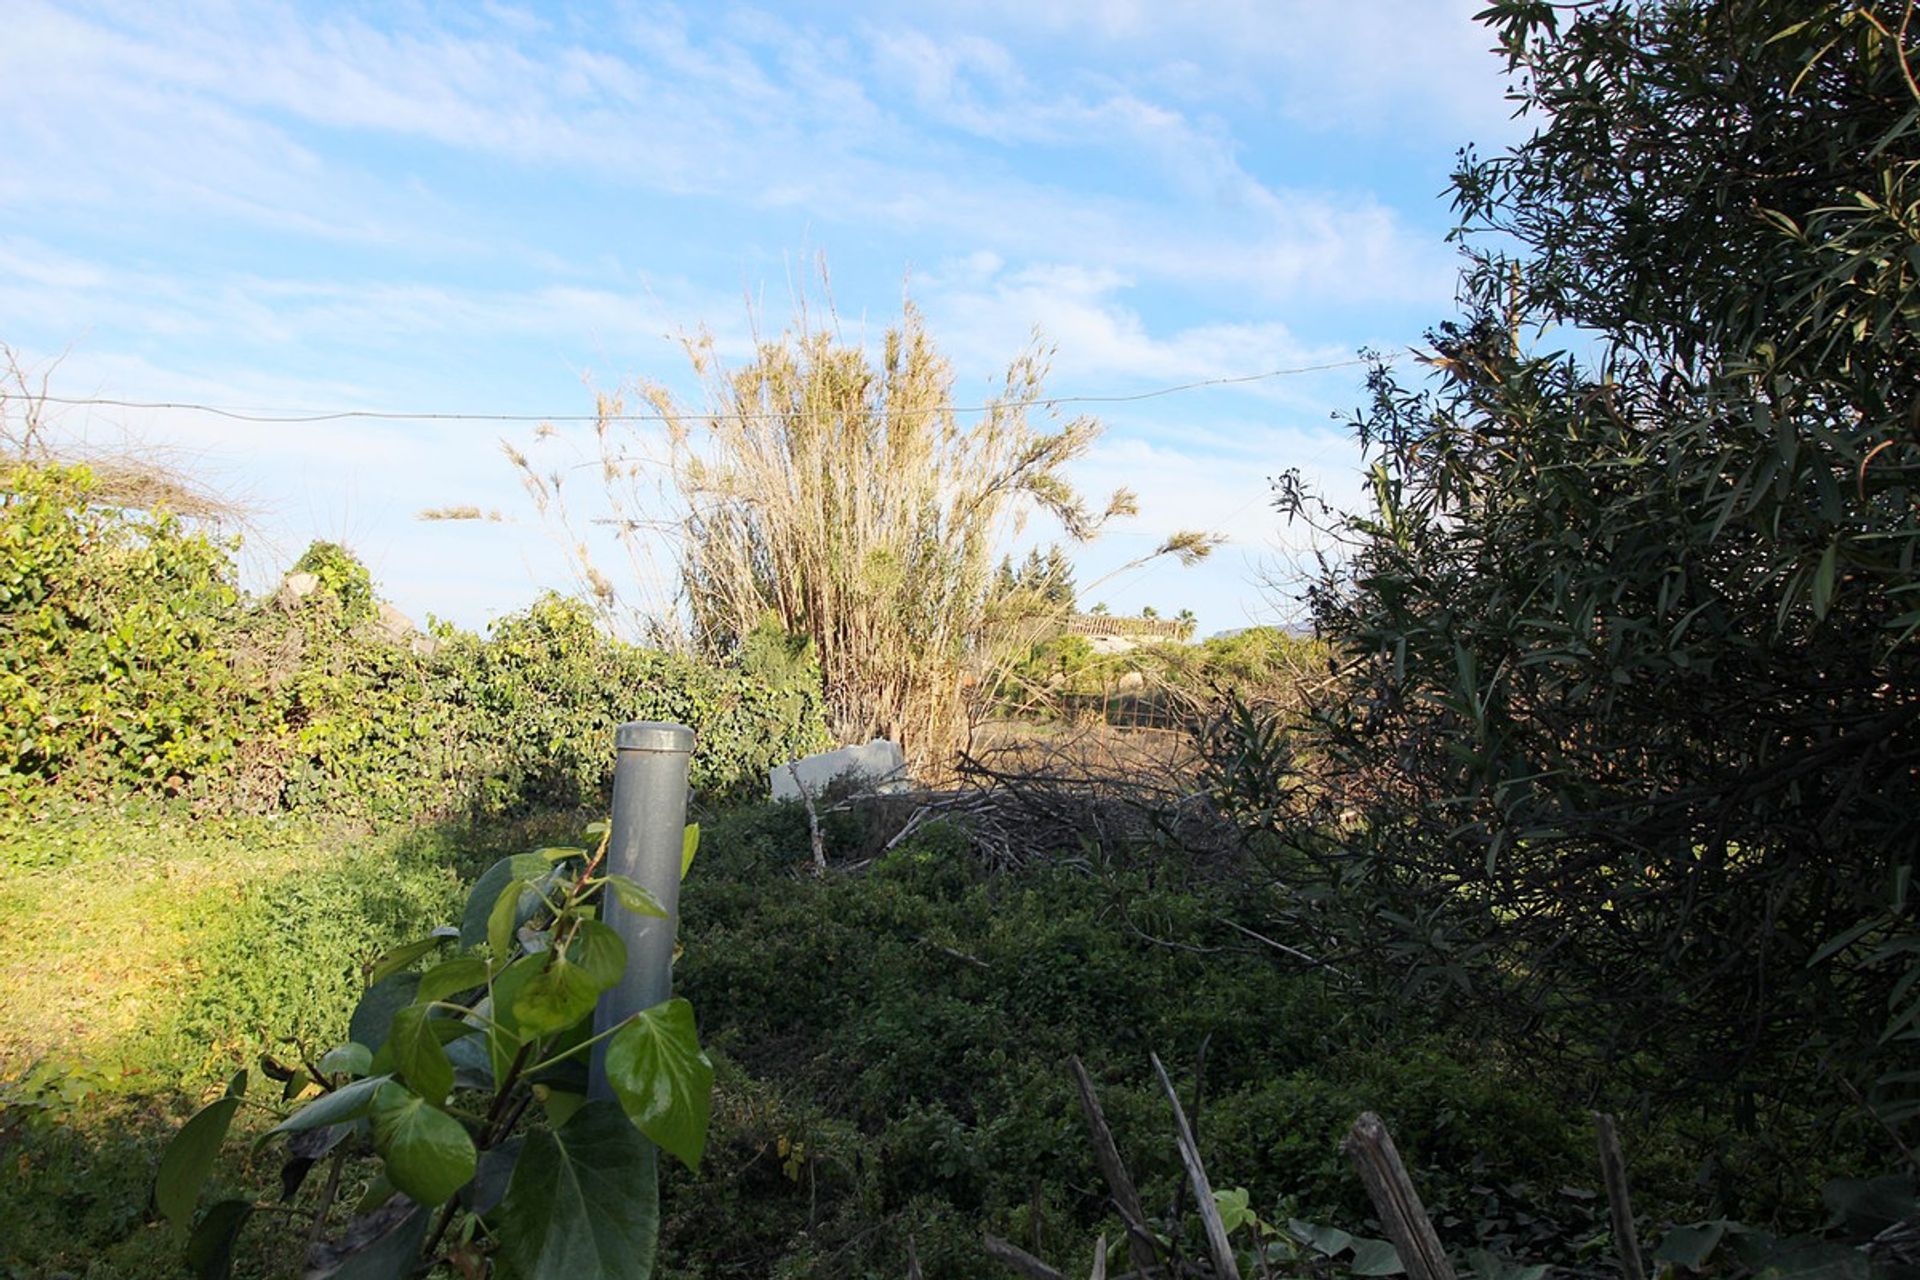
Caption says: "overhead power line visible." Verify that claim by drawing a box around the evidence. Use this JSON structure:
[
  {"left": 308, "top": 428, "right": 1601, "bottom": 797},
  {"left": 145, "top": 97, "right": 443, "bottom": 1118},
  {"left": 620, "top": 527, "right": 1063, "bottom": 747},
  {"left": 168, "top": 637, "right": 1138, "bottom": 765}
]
[{"left": 32, "top": 357, "right": 1380, "bottom": 425}]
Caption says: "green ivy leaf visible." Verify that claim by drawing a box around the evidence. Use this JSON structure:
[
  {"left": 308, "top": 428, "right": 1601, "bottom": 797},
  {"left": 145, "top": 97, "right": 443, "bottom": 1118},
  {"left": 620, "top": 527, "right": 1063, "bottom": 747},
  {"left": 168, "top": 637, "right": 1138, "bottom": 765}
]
[
  {"left": 513, "top": 957, "right": 603, "bottom": 1038},
  {"left": 155, "top": 1095, "right": 242, "bottom": 1241},
  {"left": 604, "top": 997, "right": 713, "bottom": 1171},
  {"left": 568, "top": 919, "right": 627, "bottom": 992},
  {"left": 388, "top": 1005, "right": 454, "bottom": 1106},
  {"left": 492, "top": 1101, "right": 658, "bottom": 1280},
  {"left": 369, "top": 1082, "right": 477, "bottom": 1207}
]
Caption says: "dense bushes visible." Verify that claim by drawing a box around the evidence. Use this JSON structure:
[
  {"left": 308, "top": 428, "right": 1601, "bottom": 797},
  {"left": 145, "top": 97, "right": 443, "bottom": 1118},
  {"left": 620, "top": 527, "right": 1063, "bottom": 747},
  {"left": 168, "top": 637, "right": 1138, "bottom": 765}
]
[
  {"left": 0, "top": 463, "right": 829, "bottom": 823},
  {"left": 0, "top": 463, "right": 241, "bottom": 795},
  {"left": 1274, "top": 0, "right": 1920, "bottom": 1159}
]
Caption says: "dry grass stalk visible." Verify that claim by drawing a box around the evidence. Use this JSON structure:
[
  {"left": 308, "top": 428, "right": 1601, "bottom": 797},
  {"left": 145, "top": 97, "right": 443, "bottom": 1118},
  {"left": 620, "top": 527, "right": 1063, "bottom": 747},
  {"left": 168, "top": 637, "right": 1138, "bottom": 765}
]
[{"left": 499, "top": 273, "right": 1216, "bottom": 771}]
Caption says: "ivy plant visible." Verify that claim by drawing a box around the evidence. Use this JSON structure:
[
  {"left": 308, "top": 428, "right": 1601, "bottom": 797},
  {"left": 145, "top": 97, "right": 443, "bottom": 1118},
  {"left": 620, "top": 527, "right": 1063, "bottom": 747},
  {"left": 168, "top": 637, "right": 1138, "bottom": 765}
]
[{"left": 153, "top": 821, "right": 713, "bottom": 1279}]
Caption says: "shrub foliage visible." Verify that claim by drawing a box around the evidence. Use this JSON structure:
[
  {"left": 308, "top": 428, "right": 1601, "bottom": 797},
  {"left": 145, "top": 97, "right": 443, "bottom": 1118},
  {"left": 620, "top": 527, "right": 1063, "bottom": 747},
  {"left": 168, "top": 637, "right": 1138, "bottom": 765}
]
[
  {"left": 0, "top": 463, "right": 829, "bottom": 819},
  {"left": 1287, "top": 0, "right": 1920, "bottom": 1129}
]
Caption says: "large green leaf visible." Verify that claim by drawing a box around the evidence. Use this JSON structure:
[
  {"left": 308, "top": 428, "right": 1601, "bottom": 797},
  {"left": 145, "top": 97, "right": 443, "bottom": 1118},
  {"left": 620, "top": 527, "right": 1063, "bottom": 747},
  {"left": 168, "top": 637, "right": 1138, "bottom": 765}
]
[
  {"left": 317, "top": 1042, "right": 372, "bottom": 1077},
  {"left": 349, "top": 973, "right": 421, "bottom": 1055},
  {"left": 568, "top": 919, "right": 627, "bottom": 992},
  {"left": 388, "top": 1005, "right": 454, "bottom": 1106},
  {"left": 369, "top": 1082, "right": 477, "bottom": 1207},
  {"left": 489, "top": 877, "right": 534, "bottom": 960},
  {"left": 485, "top": 954, "right": 543, "bottom": 1084},
  {"left": 1656, "top": 1223, "right": 1728, "bottom": 1270},
  {"left": 1350, "top": 1238, "right": 1405, "bottom": 1277},
  {"left": 268, "top": 1074, "right": 391, "bottom": 1139},
  {"left": 513, "top": 956, "right": 603, "bottom": 1038},
  {"left": 155, "top": 1096, "right": 242, "bottom": 1240},
  {"left": 416, "top": 956, "right": 490, "bottom": 1010},
  {"left": 461, "top": 853, "right": 550, "bottom": 947},
  {"left": 492, "top": 1101, "right": 659, "bottom": 1280},
  {"left": 184, "top": 1199, "right": 253, "bottom": 1280},
  {"left": 603, "top": 998, "right": 713, "bottom": 1171},
  {"left": 308, "top": 1201, "right": 430, "bottom": 1280}
]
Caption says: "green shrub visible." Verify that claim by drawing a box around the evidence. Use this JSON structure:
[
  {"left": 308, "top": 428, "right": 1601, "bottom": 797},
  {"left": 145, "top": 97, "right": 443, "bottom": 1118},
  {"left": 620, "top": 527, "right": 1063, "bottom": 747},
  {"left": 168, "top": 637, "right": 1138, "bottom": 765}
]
[
  {"left": 0, "top": 467, "right": 831, "bottom": 822},
  {"left": 0, "top": 463, "right": 242, "bottom": 798}
]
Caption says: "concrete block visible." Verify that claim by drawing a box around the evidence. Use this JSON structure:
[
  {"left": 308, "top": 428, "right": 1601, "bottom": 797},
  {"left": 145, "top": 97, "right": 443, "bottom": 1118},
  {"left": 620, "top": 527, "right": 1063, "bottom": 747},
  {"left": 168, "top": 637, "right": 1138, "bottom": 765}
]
[{"left": 771, "top": 739, "right": 908, "bottom": 800}]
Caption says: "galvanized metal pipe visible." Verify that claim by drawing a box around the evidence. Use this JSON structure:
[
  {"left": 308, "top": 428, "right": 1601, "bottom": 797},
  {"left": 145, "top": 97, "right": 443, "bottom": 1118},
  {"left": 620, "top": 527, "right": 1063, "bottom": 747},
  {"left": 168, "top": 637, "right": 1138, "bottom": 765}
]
[{"left": 588, "top": 720, "right": 694, "bottom": 1100}]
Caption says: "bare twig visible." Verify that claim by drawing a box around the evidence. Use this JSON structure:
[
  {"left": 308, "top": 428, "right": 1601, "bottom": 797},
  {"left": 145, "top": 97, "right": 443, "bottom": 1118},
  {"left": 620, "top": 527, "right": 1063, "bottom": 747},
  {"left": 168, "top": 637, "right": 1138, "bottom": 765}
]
[
  {"left": 1150, "top": 1051, "right": 1242, "bottom": 1280},
  {"left": 786, "top": 765, "right": 828, "bottom": 875},
  {"left": 1593, "top": 1113, "right": 1646, "bottom": 1280},
  {"left": 1342, "top": 1112, "right": 1456, "bottom": 1280},
  {"left": 1218, "top": 919, "right": 1353, "bottom": 982}
]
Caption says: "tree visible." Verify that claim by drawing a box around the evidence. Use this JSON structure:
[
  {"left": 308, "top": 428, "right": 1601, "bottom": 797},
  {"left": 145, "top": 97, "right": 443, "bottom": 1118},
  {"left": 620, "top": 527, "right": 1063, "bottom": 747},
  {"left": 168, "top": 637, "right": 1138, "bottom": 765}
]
[
  {"left": 514, "top": 291, "right": 1210, "bottom": 768},
  {"left": 1291, "top": 0, "right": 1920, "bottom": 1129}
]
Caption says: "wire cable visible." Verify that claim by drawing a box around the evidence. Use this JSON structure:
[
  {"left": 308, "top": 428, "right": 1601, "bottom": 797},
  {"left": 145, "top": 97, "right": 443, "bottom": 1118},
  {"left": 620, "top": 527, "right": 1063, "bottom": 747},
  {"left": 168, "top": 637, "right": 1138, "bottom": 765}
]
[{"left": 32, "top": 356, "right": 1381, "bottom": 425}]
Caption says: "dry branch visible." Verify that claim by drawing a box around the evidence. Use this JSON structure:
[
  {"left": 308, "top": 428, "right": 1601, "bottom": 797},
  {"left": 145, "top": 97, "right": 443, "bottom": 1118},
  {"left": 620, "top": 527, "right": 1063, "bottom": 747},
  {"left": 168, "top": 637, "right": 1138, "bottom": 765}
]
[
  {"left": 1342, "top": 1113, "right": 1455, "bottom": 1280},
  {"left": 1594, "top": 1113, "right": 1645, "bottom": 1280},
  {"left": 1069, "top": 1055, "right": 1162, "bottom": 1276},
  {"left": 1150, "top": 1052, "right": 1241, "bottom": 1280},
  {"left": 984, "top": 1233, "right": 1066, "bottom": 1280}
]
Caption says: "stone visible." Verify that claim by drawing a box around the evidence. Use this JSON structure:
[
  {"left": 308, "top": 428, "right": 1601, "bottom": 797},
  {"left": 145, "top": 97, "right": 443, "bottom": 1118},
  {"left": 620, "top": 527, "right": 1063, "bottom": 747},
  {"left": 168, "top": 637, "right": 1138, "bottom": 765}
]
[
  {"left": 276, "top": 571, "right": 320, "bottom": 604},
  {"left": 770, "top": 739, "right": 908, "bottom": 800}
]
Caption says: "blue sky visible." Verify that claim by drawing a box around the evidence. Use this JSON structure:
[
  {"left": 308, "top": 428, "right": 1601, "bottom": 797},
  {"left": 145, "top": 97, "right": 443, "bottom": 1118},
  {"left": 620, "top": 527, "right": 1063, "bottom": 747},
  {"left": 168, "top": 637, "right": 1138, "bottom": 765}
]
[{"left": 1, "top": 0, "right": 1522, "bottom": 635}]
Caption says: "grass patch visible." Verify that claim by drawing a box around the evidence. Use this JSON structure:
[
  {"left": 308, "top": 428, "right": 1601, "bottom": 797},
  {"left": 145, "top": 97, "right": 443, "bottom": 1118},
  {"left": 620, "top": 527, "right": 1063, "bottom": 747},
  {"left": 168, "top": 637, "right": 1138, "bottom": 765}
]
[{"left": 0, "top": 798, "right": 1735, "bottom": 1279}]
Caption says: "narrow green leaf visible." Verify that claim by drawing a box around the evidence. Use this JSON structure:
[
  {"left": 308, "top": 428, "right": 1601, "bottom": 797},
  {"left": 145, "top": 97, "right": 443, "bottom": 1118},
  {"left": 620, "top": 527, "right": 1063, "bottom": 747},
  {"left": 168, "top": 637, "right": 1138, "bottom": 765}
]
[
  {"left": 680, "top": 823, "right": 699, "bottom": 879},
  {"left": 156, "top": 1096, "right": 242, "bottom": 1240},
  {"left": 369, "top": 1082, "right": 477, "bottom": 1207},
  {"left": 367, "top": 934, "right": 453, "bottom": 988},
  {"left": 388, "top": 1005, "right": 454, "bottom": 1106},
  {"left": 602, "top": 874, "right": 668, "bottom": 918},
  {"left": 491, "top": 878, "right": 533, "bottom": 960},
  {"left": 493, "top": 1101, "right": 658, "bottom": 1280},
  {"left": 604, "top": 997, "right": 714, "bottom": 1171},
  {"left": 267, "top": 1074, "right": 391, "bottom": 1140},
  {"left": 1812, "top": 541, "right": 1839, "bottom": 620}
]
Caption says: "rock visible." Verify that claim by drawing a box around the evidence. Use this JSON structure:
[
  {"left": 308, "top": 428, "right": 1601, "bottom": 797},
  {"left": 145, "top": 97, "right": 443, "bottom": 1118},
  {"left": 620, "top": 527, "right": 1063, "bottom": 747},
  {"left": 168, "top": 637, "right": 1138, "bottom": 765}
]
[
  {"left": 276, "top": 571, "right": 320, "bottom": 605},
  {"left": 770, "top": 739, "right": 909, "bottom": 800},
  {"left": 375, "top": 601, "right": 415, "bottom": 643}
]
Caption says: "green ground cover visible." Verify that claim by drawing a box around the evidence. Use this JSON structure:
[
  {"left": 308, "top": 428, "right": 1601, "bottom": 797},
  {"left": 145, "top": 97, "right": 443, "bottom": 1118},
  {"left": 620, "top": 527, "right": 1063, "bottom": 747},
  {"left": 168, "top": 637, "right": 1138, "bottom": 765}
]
[{"left": 1, "top": 799, "right": 1757, "bottom": 1280}]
